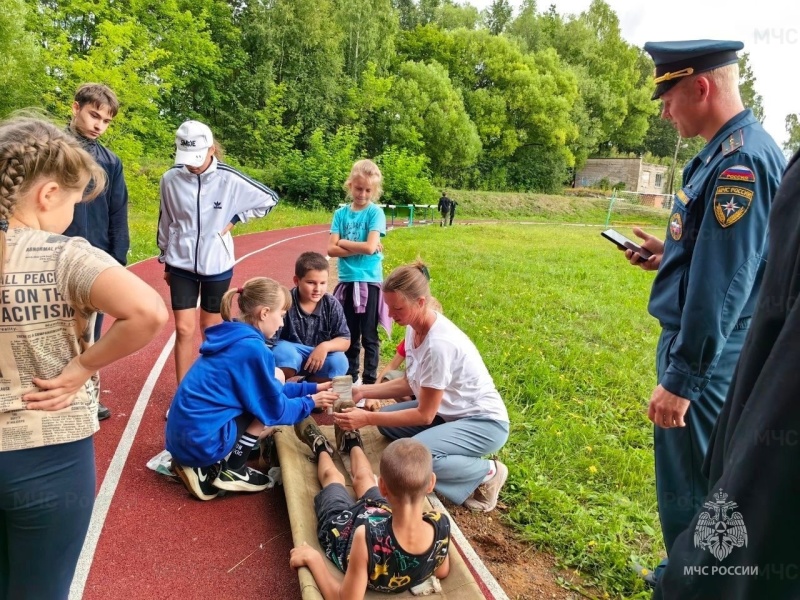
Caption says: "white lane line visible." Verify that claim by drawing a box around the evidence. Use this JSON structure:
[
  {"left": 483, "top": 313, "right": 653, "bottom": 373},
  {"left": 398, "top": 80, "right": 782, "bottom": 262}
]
[
  {"left": 427, "top": 494, "right": 510, "bottom": 600},
  {"left": 70, "top": 335, "right": 175, "bottom": 600},
  {"left": 70, "top": 228, "right": 327, "bottom": 599}
]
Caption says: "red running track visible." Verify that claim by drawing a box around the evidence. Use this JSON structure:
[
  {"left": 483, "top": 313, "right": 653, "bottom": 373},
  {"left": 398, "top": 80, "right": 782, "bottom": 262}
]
[{"left": 73, "top": 224, "right": 497, "bottom": 600}]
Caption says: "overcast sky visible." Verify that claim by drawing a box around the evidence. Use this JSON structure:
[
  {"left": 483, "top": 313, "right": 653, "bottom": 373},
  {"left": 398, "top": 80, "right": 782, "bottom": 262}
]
[{"left": 469, "top": 0, "right": 799, "bottom": 148}]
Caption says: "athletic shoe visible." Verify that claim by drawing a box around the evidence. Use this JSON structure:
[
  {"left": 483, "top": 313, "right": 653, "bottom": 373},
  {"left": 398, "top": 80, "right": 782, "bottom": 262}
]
[
  {"left": 257, "top": 433, "right": 278, "bottom": 471},
  {"left": 337, "top": 428, "right": 364, "bottom": 454},
  {"left": 173, "top": 460, "right": 221, "bottom": 501},
  {"left": 98, "top": 402, "right": 111, "bottom": 421},
  {"left": 213, "top": 462, "right": 271, "bottom": 493},
  {"left": 294, "top": 417, "right": 334, "bottom": 459},
  {"left": 463, "top": 461, "right": 509, "bottom": 512},
  {"left": 333, "top": 398, "right": 356, "bottom": 452}
]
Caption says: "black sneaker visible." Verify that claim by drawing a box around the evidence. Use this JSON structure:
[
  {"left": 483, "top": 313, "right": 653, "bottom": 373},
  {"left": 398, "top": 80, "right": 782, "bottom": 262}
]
[
  {"left": 338, "top": 429, "right": 364, "bottom": 454},
  {"left": 213, "top": 462, "right": 271, "bottom": 493},
  {"left": 258, "top": 434, "right": 278, "bottom": 471},
  {"left": 294, "top": 417, "right": 333, "bottom": 459},
  {"left": 98, "top": 402, "right": 111, "bottom": 421},
  {"left": 173, "top": 460, "right": 221, "bottom": 501}
]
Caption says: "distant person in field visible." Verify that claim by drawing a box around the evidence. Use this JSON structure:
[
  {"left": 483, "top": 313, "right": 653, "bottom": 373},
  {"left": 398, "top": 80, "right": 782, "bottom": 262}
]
[
  {"left": 437, "top": 191, "right": 452, "bottom": 227},
  {"left": 448, "top": 198, "right": 458, "bottom": 226},
  {"left": 328, "top": 159, "right": 390, "bottom": 386},
  {"left": 64, "top": 83, "right": 130, "bottom": 422},
  {"left": 334, "top": 261, "right": 510, "bottom": 512},
  {"left": 623, "top": 39, "right": 785, "bottom": 585},
  {"left": 289, "top": 435, "right": 450, "bottom": 599},
  {"left": 270, "top": 251, "right": 350, "bottom": 383},
  {"left": 158, "top": 120, "right": 279, "bottom": 385}
]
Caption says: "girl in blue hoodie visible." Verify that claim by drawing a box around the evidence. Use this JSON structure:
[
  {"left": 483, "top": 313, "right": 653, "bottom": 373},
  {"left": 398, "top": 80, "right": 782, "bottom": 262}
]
[{"left": 167, "top": 277, "right": 336, "bottom": 500}]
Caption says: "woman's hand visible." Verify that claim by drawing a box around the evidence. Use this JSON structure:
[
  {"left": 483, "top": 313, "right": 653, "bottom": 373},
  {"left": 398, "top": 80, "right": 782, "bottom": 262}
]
[
  {"left": 333, "top": 406, "right": 370, "bottom": 430},
  {"left": 311, "top": 390, "right": 337, "bottom": 411},
  {"left": 23, "top": 356, "right": 95, "bottom": 411},
  {"left": 364, "top": 398, "right": 381, "bottom": 412},
  {"left": 316, "top": 380, "right": 333, "bottom": 392},
  {"left": 351, "top": 386, "right": 365, "bottom": 404}
]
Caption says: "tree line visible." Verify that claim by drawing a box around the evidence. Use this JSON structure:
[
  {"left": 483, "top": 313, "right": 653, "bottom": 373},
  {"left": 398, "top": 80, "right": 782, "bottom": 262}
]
[{"left": 2, "top": 0, "right": 796, "bottom": 208}]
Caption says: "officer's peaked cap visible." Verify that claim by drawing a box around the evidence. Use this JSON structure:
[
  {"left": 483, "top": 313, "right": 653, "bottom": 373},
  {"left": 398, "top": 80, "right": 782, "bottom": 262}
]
[{"left": 643, "top": 39, "right": 744, "bottom": 100}]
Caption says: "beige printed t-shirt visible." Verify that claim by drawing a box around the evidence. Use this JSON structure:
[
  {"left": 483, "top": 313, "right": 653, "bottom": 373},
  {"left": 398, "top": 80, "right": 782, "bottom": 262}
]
[{"left": 0, "top": 229, "right": 119, "bottom": 451}]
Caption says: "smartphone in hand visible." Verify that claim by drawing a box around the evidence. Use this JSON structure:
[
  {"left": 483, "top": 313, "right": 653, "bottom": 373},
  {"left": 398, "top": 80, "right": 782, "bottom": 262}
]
[{"left": 601, "top": 229, "right": 654, "bottom": 260}]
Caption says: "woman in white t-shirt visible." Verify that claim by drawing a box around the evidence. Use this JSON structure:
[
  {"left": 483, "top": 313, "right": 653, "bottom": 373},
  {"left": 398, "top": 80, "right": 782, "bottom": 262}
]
[{"left": 334, "top": 261, "right": 510, "bottom": 512}]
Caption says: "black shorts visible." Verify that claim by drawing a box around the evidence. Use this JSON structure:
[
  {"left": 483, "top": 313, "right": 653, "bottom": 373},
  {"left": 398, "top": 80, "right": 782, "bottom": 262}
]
[
  {"left": 169, "top": 272, "right": 232, "bottom": 313},
  {"left": 314, "top": 483, "right": 385, "bottom": 537}
]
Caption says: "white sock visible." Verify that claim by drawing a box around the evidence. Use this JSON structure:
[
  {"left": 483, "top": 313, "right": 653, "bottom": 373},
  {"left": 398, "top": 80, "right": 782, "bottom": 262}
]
[{"left": 481, "top": 460, "right": 496, "bottom": 483}]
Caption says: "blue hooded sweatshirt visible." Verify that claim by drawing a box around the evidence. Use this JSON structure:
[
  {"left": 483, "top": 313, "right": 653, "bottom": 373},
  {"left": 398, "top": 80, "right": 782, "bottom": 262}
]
[{"left": 166, "top": 320, "right": 317, "bottom": 467}]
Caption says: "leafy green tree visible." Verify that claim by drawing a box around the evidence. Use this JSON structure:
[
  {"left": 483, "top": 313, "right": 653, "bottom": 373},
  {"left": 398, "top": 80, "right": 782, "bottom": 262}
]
[
  {"left": 738, "top": 53, "right": 764, "bottom": 123},
  {"left": 334, "top": 0, "right": 398, "bottom": 82},
  {"left": 376, "top": 146, "right": 438, "bottom": 205},
  {"left": 0, "top": 0, "right": 45, "bottom": 117},
  {"left": 398, "top": 26, "right": 579, "bottom": 190},
  {"left": 392, "top": 0, "right": 418, "bottom": 29},
  {"left": 484, "top": 0, "right": 513, "bottom": 35},
  {"left": 237, "top": 0, "right": 344, "bottom": 143},
  {"left": 435, "top": 2, "right": 480, "bottom": 30},
  {"left": 785, "top": 114, "right": 800, "bottom": 155},
  {"left": 373, "top": 60, "right": 481, "bottom": 176}
]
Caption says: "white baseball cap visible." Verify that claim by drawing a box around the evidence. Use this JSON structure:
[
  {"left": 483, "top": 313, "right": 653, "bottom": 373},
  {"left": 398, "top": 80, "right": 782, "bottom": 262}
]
[{"left": 175, "top": 120, "right": 213, "bottom": 167}]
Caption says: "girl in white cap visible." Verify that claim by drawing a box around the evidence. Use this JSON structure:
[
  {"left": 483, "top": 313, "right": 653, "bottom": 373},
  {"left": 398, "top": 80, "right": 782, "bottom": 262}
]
[{"left": 158, "top": 120, "right": 279, "bottom": 384}]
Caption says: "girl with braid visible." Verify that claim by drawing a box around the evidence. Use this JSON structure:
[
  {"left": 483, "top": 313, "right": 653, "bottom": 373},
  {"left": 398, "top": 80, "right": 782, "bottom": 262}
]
[{"left": 0, "top": 117, "right": 167, "bottom": 599}]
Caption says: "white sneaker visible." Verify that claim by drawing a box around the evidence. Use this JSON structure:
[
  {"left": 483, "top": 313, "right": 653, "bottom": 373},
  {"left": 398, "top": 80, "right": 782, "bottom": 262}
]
[{"left": 464, "top": 461, "right": 508, "bottom": 512}]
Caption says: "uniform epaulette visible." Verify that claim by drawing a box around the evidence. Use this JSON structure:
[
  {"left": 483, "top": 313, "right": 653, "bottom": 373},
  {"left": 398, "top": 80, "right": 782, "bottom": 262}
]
[{"left": 722, "top": 129, "right": 744, "bottom": 156}]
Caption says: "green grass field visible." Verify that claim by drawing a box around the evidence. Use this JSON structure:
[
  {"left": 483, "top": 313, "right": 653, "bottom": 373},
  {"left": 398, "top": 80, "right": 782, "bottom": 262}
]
[
  {"left": 381, "top": 223, "right": 664, "bottom": 597},
  {"left": 130, "top": 189, "right": 670, "bottom": 597}
]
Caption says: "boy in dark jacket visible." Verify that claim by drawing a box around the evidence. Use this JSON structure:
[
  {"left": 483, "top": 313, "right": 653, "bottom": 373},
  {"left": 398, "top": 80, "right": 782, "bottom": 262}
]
[{"left": 65, "top": 83, "right": 130, "bottom": 420}]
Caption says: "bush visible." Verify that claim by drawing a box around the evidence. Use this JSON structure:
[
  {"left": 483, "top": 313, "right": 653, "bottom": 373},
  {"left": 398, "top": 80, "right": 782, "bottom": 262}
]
[
  {"left": 274, "top": 127, "right": 360, "bottom": 210},
  {"left": 376, "top": 146, "right": 438, "bottom": 206}
]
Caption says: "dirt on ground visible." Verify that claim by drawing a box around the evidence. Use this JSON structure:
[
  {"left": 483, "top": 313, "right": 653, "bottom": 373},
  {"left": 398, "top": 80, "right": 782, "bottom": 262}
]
[
  {"left": 443, "top": 500, "right": 589, "bottom": 600},
  {"left": 327, "top": 262, "right": 590, "bottom": 600}
]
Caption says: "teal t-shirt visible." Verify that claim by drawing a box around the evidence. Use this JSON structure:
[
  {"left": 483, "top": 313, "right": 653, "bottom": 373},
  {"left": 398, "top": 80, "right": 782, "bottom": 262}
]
[{"left": 330, "top": 203, "right": 386, "bottom": 283}]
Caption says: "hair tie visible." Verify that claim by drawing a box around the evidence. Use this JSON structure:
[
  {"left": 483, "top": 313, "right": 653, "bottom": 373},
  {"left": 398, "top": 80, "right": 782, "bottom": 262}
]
[
  {"left": 0, "top": 219, "right": 8, "bottom": 233},
  {"left": 237, "top": 287, "right": 244, "bottom": 294},
  {"left": 420, "top": 265, "right": 431, "bottom": 281}
]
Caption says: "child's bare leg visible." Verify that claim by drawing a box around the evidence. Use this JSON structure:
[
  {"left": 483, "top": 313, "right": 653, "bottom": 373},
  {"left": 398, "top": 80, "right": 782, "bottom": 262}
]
[
  {"left": 245, "top": 419, "right": 265, "bottom": 436},
  {"left": 349, "top": 446, "right": 377, "bottom": 498},
  {"left": 317, "top": 452, "right": 346, "bottom": 488}
]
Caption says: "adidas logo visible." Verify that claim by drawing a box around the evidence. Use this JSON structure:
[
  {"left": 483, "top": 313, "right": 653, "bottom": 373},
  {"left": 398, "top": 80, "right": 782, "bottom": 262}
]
[{"left": 213, "top": 201, "right": 222, "bottom": 209}]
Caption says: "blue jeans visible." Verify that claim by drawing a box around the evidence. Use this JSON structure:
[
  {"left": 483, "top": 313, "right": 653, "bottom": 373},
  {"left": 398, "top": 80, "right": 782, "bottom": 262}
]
[
  {"left": 0, "top": 436, "right": 96, "bottom": 600},
  {"left": 271, "top": 341, "right": 348, "bottom": 379},
  {"left": 377, "top": 401, "right": 509, "bottom": 504}
]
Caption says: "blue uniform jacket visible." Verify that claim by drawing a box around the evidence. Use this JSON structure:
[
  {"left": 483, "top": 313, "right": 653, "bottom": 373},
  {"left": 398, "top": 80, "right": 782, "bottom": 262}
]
[
  {"left": 165, "top": 320, "right": 317, "bottom": 467},
  {"left": 63, "top": 133, "right": 130, "bottom": 265},
  {"left": 648, "top": 109, "right": 786, "bottom": 401}
]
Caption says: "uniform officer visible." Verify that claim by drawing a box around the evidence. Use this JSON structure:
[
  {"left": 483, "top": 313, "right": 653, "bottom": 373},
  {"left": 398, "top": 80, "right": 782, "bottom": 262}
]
[
  {"left": 438, "top": 191, "right": 452, "bottom": 226},
  {"left": 626, "top": 40, "right": 786, "bottom": 583},
  {"left": 654, "top": 154, "right": 800, "bottom": 598}
]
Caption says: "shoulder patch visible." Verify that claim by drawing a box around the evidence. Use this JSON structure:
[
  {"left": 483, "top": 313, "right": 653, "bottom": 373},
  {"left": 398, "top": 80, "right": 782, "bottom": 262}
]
[
  {"left": 721, "top": 129, "right": 744, "bottom": 156},
  {"left": 719, "top": 165, "right": 755, "bottom": 183},
  {"left": 713, "top": 185, "right": 754, "bottom": 227},
  {"left": 669, "top": 212, "right": 683, "bottom": 240}
]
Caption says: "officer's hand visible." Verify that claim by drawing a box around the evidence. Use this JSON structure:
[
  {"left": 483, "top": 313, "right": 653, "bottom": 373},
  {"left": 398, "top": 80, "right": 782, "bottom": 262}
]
[
  {"left": 624, "top": 227, "right": 663, "bottom": 271},
  {"left": 647, "top": 385, "right": 690, "bottom": 428}
]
